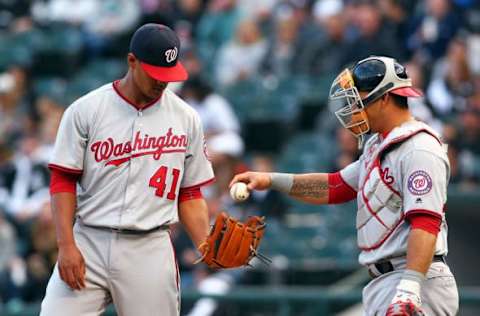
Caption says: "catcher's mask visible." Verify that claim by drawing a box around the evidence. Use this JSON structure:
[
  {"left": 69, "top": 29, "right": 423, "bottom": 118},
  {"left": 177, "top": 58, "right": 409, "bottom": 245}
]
[{"left": 329, "top": 56, "right": 423, "bottom": 148}]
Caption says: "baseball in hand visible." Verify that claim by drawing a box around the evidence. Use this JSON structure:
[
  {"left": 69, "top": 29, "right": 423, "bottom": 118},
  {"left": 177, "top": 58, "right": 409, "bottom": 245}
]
[{"left": 230, "top": 182, "right": 250, "bottom": 202}]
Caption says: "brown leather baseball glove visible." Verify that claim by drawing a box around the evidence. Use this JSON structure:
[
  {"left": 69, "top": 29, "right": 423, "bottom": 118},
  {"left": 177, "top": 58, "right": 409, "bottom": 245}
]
[{"left": 195, "top": 212, "right": 270, "bottom": 269}]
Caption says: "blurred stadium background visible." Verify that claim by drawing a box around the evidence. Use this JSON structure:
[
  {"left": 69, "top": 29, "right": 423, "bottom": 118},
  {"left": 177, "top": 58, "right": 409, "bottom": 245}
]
[{"left": 0, "top": 0, "right": 479, "bottom": 315}]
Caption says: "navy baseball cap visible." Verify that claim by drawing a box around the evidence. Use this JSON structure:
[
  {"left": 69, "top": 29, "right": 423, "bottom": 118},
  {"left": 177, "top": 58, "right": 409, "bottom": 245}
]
[{"left": 130, "top": 24, "right": 188, "bottom": 82}]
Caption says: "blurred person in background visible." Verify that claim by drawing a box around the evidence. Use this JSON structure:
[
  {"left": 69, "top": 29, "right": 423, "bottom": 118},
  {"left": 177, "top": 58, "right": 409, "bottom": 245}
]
[
  {"left": 0, "top": 136, "right": 50, "bottom": 227},
  {"left": 0, "top": 66, "right": 33, "bottom": 144},
  {"left": 32, "top": 0, "right": 140, "bottom": 55},
  {"left": 0, "top": 0, "right": 32, "bottom": 32},
  {"left": 215, "top": 18, "right": 268, "bottom": 86},
  {"left": 0, "top": 201, "right": 56, "bottom": 304},
  {"left": 196, "top": 0, "right": 242, "bottom": 73},
  {"left": 378, "top": 0, "right": 414, "bottom": 55},
  {"left": 427, "top": 37, "right": 474, "bottom": 118},
  {"left": 330, "top": 128, "right": 360, "bottom": 171},
  {"left": 405, "top": 61, "right": 444, "bottom": 133},
  {"left": 261, "top": 10, "right": 302, "bottom": 78},
  {"left": 302, "top": 0, "right": 349, "bottom": 76},
  {"left": 446, "top": 108, "right": 480, "bottom": 185},
  {"left": 180, "top": 76, "right": 241, "bottom": 138},
  {"left": 407, "top": 0, "right": 462, "bottom": 63},
  {"left": 344, "top": 0, "right": 404, "bottom": 63}
]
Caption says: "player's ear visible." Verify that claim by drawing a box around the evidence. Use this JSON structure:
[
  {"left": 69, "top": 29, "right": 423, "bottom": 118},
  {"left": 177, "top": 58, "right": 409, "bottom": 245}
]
[
  {"left": 380, "top": 93, "right": 389, "bottom": 110},
  {"left": 127, "top": 53, "right": 137, "bottom": 69}
]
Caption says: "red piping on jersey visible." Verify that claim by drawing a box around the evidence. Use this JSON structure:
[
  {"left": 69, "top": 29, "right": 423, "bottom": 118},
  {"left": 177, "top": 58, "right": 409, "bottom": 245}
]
[
  {"left": 112, "top": 80, "right": 161, "bottom": 111},
  {"left": 360, "top": 215, "right": 406, "bottom": 251},
  {"left": 406, "top": 209, "right": 442, "bottom": 220},
  {"left": 105, "top": 149, "right": 187, "bottom": 167},
  {"left": 48, "top": 163, "right": 83, "bottom": 175},
  {"left": 181, "top": 177, "right": 216, "bottom": 190},
  {"left": 328, "top": 172, "right": 357, "bottom": 204}
]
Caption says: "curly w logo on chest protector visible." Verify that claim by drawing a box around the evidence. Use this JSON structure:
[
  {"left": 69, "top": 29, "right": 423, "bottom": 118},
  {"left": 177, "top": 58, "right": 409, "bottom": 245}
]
[{"left": 90, "top": 128, "right": 188, "bottom": 167}]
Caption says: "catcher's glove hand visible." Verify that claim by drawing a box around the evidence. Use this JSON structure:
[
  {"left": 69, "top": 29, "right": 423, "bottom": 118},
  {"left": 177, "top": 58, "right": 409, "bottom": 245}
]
[
  {"left": 386, "top": 301, "right": 425, "bottom": 316},
  {"left": 194, "top": 212, "right": 270, "bottom": 269}
]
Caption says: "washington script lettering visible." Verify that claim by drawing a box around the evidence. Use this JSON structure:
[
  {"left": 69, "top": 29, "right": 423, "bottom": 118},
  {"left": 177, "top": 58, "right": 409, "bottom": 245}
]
[{"left": 90, "top": 128, "right": 188, "bottom": 167}]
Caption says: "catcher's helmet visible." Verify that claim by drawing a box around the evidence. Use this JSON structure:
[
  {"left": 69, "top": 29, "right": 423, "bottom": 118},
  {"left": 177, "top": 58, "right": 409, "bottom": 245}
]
[{"left": 329, "top": 56, "right": 423, "bottom": 147}]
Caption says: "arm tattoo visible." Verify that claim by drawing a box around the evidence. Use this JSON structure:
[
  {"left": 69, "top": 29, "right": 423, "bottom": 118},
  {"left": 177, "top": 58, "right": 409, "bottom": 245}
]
[{"left": 290, "top": 178, "right": 329, "bottom": 199}]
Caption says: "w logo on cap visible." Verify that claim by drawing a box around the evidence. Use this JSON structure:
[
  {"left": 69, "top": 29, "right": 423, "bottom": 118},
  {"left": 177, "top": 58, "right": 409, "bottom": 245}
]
[{"left": 165, "top": 47, "right": 178, "bottom": 63}]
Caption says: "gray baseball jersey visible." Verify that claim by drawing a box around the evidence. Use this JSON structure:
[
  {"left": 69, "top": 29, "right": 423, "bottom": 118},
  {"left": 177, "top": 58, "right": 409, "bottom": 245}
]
[
  {"left": 49, "top": 82, "right": 215, "bottom": 230},
  {"left": 339, "top": 120, "right": 449, "bottom": 266}
]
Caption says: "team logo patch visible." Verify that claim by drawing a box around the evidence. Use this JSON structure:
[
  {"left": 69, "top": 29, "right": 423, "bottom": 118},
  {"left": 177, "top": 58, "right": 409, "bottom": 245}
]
[
  {"left": 165, "top": 47, "right": 178, "bottom": 63},
  {"left": 407, "top": 170, "right": 432, "bottom": 195}
]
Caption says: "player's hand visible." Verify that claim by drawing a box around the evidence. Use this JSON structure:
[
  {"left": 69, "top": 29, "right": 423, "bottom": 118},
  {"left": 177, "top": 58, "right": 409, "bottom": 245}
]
[
  {"left": 386, "top": 290, "right": 424, "bottom": 316},
  {"left": 229, "top": 172, "right": 272, "bottom": 191},
  {"left": 57, "top": 244, "right": 86, "bottom": 290}
]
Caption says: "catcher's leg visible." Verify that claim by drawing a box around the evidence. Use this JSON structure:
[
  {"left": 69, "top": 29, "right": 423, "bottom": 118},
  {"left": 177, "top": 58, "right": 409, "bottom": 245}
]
[
  {"left": 109, "top": 230, "right": 180, "bottom": 316},
  {"left": 420, "top": 262, "right": 459, "bottom": 315},
  {"left": 362, "top": 270, "right": 402, "bottom": 315},
  {"left": 40, "top": 224, "right": 111, "bottom": 316}
]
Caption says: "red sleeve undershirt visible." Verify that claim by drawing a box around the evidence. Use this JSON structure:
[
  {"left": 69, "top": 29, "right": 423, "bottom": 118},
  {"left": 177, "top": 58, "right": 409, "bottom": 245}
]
[
  {"left": 327, "top": 172, "right": 357, "bottom": 204},
  {"left": 178, "top": 186, "right": 203, "bottom": 203},
  {"left": 406, "top": 212, "right": 442, "bottom": 235},
  {"left": 50, "top": 168, "right": 80, "bottom": 194}
]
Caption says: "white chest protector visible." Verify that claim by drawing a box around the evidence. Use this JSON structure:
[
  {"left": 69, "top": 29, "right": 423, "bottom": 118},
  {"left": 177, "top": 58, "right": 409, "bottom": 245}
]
[{"left": 355, "top": 121, "right": 442, "bottom": 251}]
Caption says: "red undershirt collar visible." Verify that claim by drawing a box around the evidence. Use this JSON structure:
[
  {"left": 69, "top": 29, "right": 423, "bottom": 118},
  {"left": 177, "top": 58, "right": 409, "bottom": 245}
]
[{"left": 112, "top": 80, "right": 161, "bottom": 111}]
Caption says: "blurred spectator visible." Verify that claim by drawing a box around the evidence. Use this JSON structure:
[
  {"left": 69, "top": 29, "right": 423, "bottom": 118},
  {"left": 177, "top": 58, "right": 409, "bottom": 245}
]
[
  {"left": 427, "top": 37, "right": 474, "bottom": 117},
  {"left": 0, "top": 214, "right": 16, "bottom": 274},
  {"left": 405, "top": 61, "right": 444, "bottom": 133},
  {"left": 0, "top": 67, "right": 33, "bottom": 144},
  {"left": 330, "top": 128, "right": 359, "bottom": 171},
  {"left": 344, "top": 1, "right": 404, "bottom": 63},
  {"left": 215, "top": 18, "right": 267, "bottom": 86},
  {"left": 196, "top": 0, "right": 242, "bottom": 72},
  {"left": 180, "top": 76, "right": 241, "bottom": 136},
  {"left": 261, "top": 11, "right": 301, "bottom": 78},
  {"left": 406, "top": 0, "right": 462, "bottom": 62},
  {"left": 378, "top": 0, "right": 414, "bottom": 57},
  {"left": 0, "top": 136, "right": 50, "bottom": 223},
  {"left": 0, "top": 0, "right": 32, "bottom": 31},
  {"left": 300, "top": 0, "right": 349, "bottom": 75},
  {"left": 32, "top": 0, "right": 141, "bottom": 55}
]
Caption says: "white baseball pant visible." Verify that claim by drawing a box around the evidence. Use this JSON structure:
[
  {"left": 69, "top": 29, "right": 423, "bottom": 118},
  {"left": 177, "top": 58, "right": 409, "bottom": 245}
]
[{"left": 40, "top": 221, "right": 180, "bottom": 316}]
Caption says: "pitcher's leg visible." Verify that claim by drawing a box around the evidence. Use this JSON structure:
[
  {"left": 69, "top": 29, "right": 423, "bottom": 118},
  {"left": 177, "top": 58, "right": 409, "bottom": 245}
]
[
  {"left": 40, "top": 224, "right": 112, "bottom": 316},
  {"left": 110, "top": 231, "right": 180, "bottom": 316},
  {"left": 40, "top": 264, "right": 111, "bottom": 316}
]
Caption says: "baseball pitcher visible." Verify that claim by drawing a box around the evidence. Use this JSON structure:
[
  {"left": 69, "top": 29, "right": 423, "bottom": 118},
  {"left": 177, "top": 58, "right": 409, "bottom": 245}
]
[{"left": 40, "top": 24, "right": 216, "bottom": 316}]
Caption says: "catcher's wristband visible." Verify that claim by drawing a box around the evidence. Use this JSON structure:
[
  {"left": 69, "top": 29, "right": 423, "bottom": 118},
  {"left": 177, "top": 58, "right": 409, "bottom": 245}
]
[
  {"left": 270, "top": 173, "right": 294, "bottom": 193},
  {"left": 396, "top": 269, "right": 425, "bottom": 298}
]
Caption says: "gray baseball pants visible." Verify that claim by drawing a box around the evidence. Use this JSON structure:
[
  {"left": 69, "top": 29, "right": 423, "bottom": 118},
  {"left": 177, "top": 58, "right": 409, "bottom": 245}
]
[
  {"left": 363, "top": 260, "right": 459, "bottom": 315},
  {"left": 40, "top": 221, "right": 180, "bottom": 316}
]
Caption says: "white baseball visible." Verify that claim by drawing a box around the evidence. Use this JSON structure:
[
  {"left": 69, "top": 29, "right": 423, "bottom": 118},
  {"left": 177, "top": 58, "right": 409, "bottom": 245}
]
[{"left": 230, "top": 182, "right": 250, "bottom": 202}]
